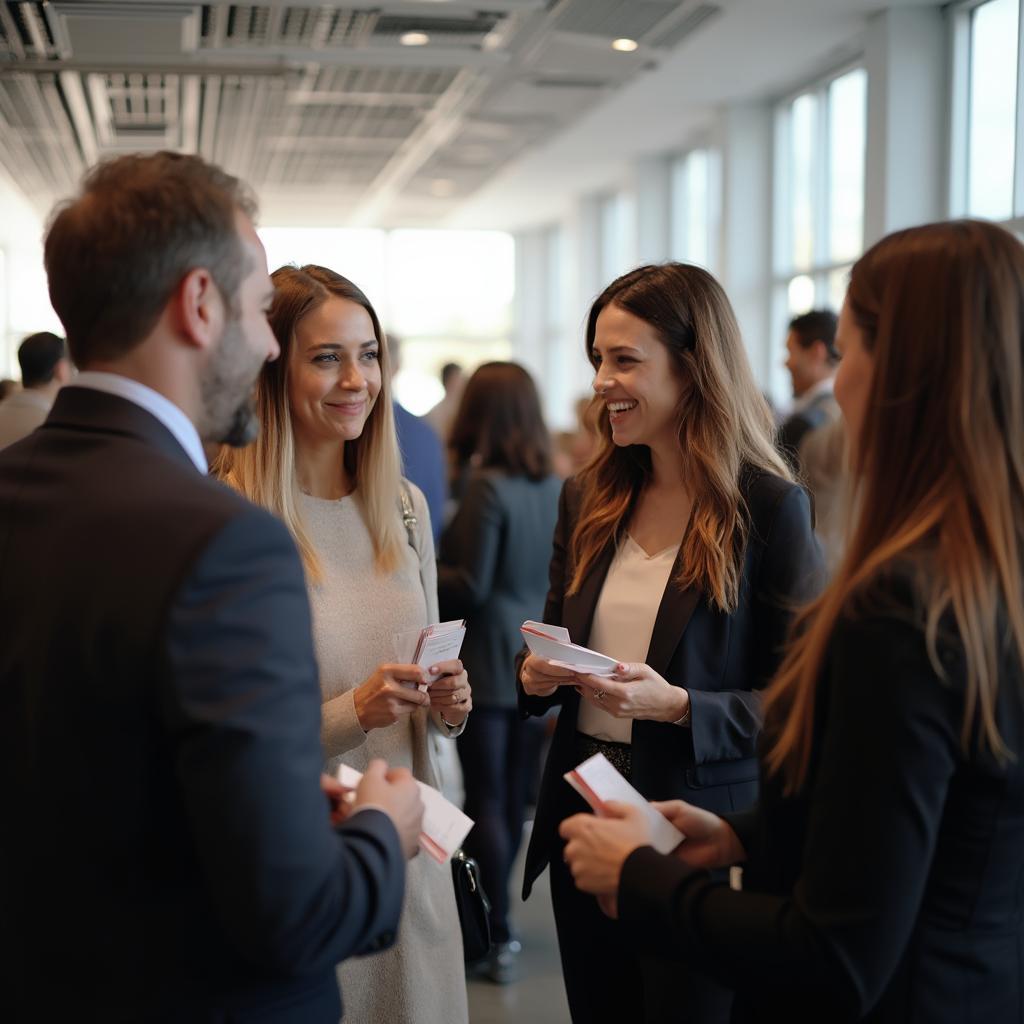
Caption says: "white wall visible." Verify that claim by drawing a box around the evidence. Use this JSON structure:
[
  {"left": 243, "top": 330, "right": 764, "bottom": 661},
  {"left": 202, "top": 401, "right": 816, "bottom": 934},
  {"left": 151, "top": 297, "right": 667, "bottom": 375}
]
[{"left": 0, "top": 169, "right": 60, "bottom": 379}]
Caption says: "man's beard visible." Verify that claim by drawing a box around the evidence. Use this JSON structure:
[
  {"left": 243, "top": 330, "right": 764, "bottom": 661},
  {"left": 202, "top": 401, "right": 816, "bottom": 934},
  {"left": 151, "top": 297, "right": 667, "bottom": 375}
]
[{"left": 199, "top": 317, "right": 264, "bottom": 448}]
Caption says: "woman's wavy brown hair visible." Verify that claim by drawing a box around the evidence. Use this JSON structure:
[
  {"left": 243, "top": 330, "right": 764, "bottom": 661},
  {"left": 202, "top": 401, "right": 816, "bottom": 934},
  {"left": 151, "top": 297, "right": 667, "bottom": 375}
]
[
  {"left": 448, "top": 361, "right": 553, "bottom": 481},
  {"left": 764, "top": 220, "right": 1024, "bottom": 793},
  {"left": 568, "top": 263, "right": 791, "bottom": 612},
  {"left": 213, "top": 264, "right": 404, "bottom": 583}
]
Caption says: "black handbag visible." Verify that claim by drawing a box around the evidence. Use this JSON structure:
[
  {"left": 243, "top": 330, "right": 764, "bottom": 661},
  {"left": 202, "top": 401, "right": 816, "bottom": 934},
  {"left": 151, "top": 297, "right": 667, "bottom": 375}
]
[
  {"left": 451, "top": 848, "right": 492, "bottom": 962},
  {"left": 398, "top": 484, "right": 493, "bottom": 962}
]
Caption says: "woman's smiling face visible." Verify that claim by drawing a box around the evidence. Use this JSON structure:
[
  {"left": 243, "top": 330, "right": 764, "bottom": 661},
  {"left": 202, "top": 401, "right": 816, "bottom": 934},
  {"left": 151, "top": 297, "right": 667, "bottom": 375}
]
[
  {"left": 287, "top": 296, "right": 381, "bottom": 446},
  {"left": 591, "top": 302, "right": 684, "bottom": 450}
]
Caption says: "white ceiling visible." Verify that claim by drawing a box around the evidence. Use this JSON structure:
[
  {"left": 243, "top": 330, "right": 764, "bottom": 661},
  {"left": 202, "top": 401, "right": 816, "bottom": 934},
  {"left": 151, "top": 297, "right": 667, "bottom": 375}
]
[
  {"left": 0, "top": 0, "right": 942, "bottom": 230},
  {"left": 450, "top": 0, "right": 943, "bottom": 230}
]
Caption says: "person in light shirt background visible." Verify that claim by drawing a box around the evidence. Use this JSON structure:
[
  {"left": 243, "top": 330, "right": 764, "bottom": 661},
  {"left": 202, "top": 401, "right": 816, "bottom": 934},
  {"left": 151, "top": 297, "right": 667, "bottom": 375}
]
[
  {"left": 0, "top": 331, "right": 73, "bottom": 449},
  {"left": 776, "top": 309, "right": 840, "bottom": 472},
  {"left": 215, "top": 263, "right": 471, "bottom": 1024},
  {"left": 517, "top": 263, "right": 824, "bottom": 1024}
]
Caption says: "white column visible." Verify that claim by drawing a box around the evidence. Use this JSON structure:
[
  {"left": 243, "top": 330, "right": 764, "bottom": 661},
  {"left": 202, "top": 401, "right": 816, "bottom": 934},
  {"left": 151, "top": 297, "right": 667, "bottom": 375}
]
[
  {"left": 634, "top": 154, "right": 673, "bottom": 265},
  {"left": 716, "top": 101, "right": 774, "bottom": 388},
  {"left": 863, "top": 7, "right": 948, "bottom": 245}
]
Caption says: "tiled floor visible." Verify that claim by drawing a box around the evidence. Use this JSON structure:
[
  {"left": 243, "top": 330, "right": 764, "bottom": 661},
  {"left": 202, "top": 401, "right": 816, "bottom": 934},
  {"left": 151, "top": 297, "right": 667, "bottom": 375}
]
[{"left": 466, "top": 833, "right": 570, "bottom": 1024}]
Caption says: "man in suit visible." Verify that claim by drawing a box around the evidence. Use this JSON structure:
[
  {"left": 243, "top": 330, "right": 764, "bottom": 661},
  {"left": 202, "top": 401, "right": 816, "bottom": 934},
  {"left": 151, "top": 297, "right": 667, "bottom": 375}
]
[
  {"left": 0, "top": 331, "right": 73, "bottom": 448},
  {"left": 777, "top": 309, "right": 840, "bottom": 471},
  {"left": 0, "top": 152, "right": 422, "bottom": 1022}
]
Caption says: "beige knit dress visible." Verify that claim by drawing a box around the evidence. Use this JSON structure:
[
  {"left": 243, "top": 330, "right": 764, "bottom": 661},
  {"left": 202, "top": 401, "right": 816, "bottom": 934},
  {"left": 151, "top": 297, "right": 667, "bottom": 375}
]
[{"left": 298, "top": 485, "right": 468, "bottom": 1024}]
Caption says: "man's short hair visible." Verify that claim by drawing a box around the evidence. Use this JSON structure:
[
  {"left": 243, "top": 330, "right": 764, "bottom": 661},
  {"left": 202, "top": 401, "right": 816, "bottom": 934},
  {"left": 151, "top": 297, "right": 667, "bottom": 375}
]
[
  {"left": 44, "top": 152, "right": 257, "bottom": 368},
  {"left": 789, "top": 309, "right": 839, "bottom": 363},
  {"left": 18, "top": 332, "right": 67, "bottom": 388},
  {"left": 441, "top": 362, "right": 462, "bottom": 389}
]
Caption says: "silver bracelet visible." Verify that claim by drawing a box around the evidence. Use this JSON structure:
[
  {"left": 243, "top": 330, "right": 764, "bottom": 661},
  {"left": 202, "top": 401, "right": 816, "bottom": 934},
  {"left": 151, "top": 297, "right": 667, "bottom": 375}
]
[{"left": 672, "top": 696, "right": 692, "bottom": 728}]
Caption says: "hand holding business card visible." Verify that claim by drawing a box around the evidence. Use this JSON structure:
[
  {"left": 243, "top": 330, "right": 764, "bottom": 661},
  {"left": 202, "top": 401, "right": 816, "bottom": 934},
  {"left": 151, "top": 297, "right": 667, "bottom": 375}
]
[
  {"left": 520, "top": 621, "right": 620, "bottom": 677},
  {"left": 337, "top": 763, "right": 474, "bottom": 864}
]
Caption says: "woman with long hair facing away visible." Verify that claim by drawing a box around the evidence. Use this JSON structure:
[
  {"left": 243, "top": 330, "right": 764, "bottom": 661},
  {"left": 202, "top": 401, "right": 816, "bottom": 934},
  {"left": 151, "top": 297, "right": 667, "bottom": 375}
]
[
  {"left": 517, "top": 263, "right": 824, "bottom": 1023},
  {"left": 560, "top": 220, "right": 1024, "bottom": 1023},
  {"left": 437, "top": 361, "right": 562, "bottom": 982},
  {"left": 215, "top": 265, "right": 471, "bottom": 1024}
]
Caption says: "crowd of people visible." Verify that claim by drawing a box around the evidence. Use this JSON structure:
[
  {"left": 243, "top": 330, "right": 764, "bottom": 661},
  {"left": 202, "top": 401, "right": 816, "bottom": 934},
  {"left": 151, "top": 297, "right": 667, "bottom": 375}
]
[{"left": 0, "top": 149, "right": 1021, "bottom": 1024}]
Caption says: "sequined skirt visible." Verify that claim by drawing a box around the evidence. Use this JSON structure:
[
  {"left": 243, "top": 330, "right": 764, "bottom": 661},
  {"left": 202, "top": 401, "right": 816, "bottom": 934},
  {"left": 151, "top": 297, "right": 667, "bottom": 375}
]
[{"left": 573, "top": 730, "right": 632, "bottom": 777}]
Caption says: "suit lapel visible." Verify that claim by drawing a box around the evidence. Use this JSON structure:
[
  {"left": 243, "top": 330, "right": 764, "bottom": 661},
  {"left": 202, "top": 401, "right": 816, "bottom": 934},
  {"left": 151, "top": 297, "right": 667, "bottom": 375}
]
[
  {"left": 645, "top": 546, "right": 702, "bottom": 677},
  {"left": 562, "top": 542, "right": 615, "bottom": 647}
]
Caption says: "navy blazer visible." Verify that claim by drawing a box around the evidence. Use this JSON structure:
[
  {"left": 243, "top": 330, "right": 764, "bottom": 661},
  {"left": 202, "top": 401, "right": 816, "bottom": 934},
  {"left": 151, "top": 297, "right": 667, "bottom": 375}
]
[
  {"left": 438, "top": 469, "right": 562, "bottom": 708},
  {"left": 518, "top": 468, "right": 824, "bottom": 899},
  {"left": 0, "top": 388, "right": 406, "bottom": 1023}
]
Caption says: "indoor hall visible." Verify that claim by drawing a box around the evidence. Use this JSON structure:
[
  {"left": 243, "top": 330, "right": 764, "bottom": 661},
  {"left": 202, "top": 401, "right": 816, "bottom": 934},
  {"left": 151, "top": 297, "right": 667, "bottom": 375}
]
[{"left": 1, "top": 1, "right": 1023, "bottom": 1023}]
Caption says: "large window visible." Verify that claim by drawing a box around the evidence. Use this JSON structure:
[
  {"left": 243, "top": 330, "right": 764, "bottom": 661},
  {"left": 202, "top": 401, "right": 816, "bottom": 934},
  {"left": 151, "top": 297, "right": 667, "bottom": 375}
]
[
  {"left": 259, "top": 227, "right": 514, "bottom": 415},
  {"left": 670, "top": 147, "right": 721, "bottom": 271},
  {"left": 771, "top": 65, "right": 867, "bottom": 400},
  {"left": 951, "top": 0, "right": 1023, "bottom": 226}
]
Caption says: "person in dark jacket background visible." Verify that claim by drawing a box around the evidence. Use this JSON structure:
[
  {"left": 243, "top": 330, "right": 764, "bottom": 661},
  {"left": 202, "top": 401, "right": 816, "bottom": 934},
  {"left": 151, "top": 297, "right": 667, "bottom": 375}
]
[{"left": 438, "top": 361, "right": 561, "bottom": 983}]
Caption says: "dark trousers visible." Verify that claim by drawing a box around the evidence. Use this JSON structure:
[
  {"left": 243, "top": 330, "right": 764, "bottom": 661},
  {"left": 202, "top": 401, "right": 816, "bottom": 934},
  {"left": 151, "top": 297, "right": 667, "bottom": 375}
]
[
  {"left": 457, "top": 706, "right": 545, "bottom": 944},
  {"left": 546, "top": 759, "right": 734, "bottom": 1024}
]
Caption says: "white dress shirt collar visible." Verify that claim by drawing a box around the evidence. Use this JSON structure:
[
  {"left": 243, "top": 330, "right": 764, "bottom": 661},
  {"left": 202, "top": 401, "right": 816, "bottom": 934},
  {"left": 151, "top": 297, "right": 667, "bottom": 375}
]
[
  {"left": 789, "top": 375, "right": 835, "bottom": 417},
  {"left": 68, "top": 371, "right": 208, "bottom": 473}
]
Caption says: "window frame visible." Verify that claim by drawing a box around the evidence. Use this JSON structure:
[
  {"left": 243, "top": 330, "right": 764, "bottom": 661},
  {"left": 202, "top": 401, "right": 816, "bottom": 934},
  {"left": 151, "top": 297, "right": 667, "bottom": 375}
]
[
  {"left": 949, "top": 0, "right": 1024, "bottom": 233},
  {"left": 769, "top": 59, "right": 867, "bottom": 402}
]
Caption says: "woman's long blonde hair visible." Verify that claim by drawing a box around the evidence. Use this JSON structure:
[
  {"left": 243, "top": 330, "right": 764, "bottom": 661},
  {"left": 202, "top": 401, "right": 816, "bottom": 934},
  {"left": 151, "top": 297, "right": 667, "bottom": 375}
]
[
  {"left": 214, "top": 264, "right": 404, "bottom": 583},
  {"left": 569, "top": 263, "right": 791, "bottom": 613},
  {"left": 764, "top": 220, "right": 1024, "bottom": 793}
]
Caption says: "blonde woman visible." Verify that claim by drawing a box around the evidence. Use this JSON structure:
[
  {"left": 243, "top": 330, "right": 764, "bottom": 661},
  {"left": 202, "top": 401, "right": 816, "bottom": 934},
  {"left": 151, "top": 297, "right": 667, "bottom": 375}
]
[
  {"left": 216, "top": 264, "right": 471, "bottom": 1024},
  {"left": 516, "top": 263, "right": 824, "bottom": 1023},
  {"left": 561, "top": 221, "right": 1024, "bottom": 1023}
]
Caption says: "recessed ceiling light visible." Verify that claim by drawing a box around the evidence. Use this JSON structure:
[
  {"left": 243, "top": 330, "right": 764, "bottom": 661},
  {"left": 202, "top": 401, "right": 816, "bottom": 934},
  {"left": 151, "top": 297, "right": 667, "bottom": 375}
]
[
  {"left": 612, "top": 38, "right": 639, "bottom": 52},
  {"left": 401, "top": 31, "right": 430, "bottom": 46},
  {"left": 430, "top": 178, "right": 457, "bottom": 198}
]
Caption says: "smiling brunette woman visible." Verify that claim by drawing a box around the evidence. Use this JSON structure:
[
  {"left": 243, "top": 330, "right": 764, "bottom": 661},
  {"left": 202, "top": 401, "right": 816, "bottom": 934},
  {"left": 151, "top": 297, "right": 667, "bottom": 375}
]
[
  {"left": 215, "top": 265, "right": 470, "bottom": 1024},
  {"left": 516, "top": 263, "right": 824, "bottom": 1024}
]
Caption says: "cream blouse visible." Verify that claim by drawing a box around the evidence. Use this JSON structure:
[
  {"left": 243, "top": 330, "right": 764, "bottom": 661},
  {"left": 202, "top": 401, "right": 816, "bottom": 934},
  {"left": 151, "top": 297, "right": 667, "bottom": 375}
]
[{"left": 576, "top": 534, "right": 679, "bottom": 744}]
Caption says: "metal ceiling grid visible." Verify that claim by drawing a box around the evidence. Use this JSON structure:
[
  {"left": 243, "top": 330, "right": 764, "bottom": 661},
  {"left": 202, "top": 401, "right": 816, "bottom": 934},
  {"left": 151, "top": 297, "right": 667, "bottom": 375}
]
[{"left": 0, "top": 0, "right": 721, "bottom": 226}]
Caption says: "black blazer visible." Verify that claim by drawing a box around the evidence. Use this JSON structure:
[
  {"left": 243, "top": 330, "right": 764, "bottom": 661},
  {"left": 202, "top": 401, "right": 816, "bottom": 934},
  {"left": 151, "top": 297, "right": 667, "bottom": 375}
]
[
  {"left": 618, "top": 574, "right": 1024, "bottom": 1023},
  {"left": 438, "top": 469, "right": 562, "bottom": 708},
  {"left": 518, "top": 468, "right": 823, "bottom": 898},
  {"left": 0, "top": 388, "right": 405, "bottom": 1023}
]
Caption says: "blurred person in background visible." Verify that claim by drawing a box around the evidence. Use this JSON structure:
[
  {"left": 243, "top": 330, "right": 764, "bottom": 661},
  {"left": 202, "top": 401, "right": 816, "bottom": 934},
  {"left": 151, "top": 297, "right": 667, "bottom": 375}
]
[
  {"left": 0, "top": 331, "right": 72, "bottom": 448},
  {"left": 517, "top": 263, "right": 823, "bottom": 1024},
  {"left": 777, "top": 309, "right": 840, "bottom": 471},
  {"left": 437, "top": 361, "right": 562, "bottom": 983},
  {"left": 0, "top": 378, "right": 18, "bottom": 401},
  {"left": 424, "top": 360, "right": 464, "bottom": 443},
  {"left": 216, "top": 264, "right": 471, "bottom": 1024},
  {"left": 799, "top": 415, "right": 848, "bottom": 573},
  {"left": 560, "top": 218, "right": 1024, "bottom": 1024},
  {"left": 387, "top": 330, "right": 446, "bottom": 544}
]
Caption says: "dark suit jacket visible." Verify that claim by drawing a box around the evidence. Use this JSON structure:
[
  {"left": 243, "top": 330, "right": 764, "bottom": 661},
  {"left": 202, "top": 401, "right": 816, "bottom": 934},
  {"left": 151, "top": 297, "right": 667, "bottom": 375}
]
[
  {"left": 618, "top": 574, "right": 1024, "bottom": 1023},
  {"left": 518, "top": 468, "right": 824, "bottom": 898},
  {"left": 437, "top": 469, "right": 562, "bottom": 708},
  {"left": 777, "top": 390, "right": 838, "bottom": 472},
  {"left": 0, "top": 388, "right": 405, "bottom": 1023},
  {"left": 393, "top": 400, "right": 446, "bottom": 545}
]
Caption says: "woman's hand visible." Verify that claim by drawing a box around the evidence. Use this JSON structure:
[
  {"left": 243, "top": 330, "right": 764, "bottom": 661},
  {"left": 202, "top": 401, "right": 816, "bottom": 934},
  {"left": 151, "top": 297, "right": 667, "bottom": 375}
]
[
  {"left": 353, "top": 663, "right": 430, "bottom": 732},
  {"left": 559, "top": 802, "right": 655, "bottom": 897},
  {"left": 651, "top": 800, "right": 746, "bottom": 870},
  {"left": 574, "top": 662, "right": 688, "bottom": 722},
  {"left": 520, "top": 653, "right": 578, "bottom": 697},
  {"left": 426, "top": 659, "right": 472, "bottom": 726}
]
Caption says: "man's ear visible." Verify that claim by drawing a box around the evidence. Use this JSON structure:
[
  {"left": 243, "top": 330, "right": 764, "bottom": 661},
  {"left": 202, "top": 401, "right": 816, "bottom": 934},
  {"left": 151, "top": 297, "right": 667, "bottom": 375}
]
[{"left": 174, "top": 267, "right": 225, "bottom": 352}]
